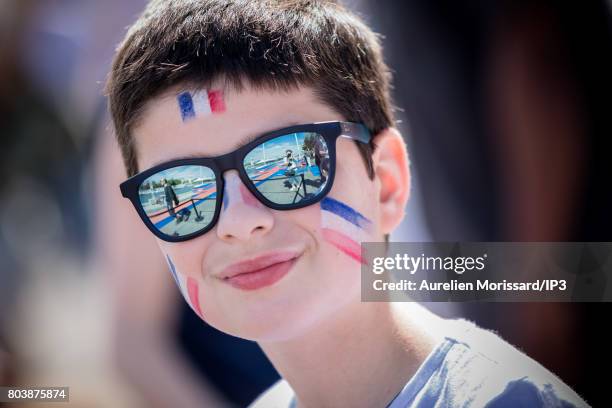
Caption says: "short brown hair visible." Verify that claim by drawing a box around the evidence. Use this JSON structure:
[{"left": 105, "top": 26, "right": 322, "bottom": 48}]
[{"left": 106, "top": 0, "right": 396, "bottom": 241}]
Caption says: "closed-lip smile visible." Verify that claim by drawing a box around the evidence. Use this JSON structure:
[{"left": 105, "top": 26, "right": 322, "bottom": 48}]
[{"left": 218, "top": 250, "right": 302, "bottom": 291}]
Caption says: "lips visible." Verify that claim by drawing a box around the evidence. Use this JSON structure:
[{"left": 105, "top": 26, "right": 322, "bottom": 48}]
[{"left": 218, "top": 250, "right": 301, "bottom": 291}]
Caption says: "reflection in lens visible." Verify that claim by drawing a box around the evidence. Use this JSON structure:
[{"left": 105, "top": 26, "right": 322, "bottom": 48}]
[
  {"left": 243, "top": 132, "right": 329, "bottom": 205},
  {"left": 138, "top": 165, "right": 217, "bottom": 237}
]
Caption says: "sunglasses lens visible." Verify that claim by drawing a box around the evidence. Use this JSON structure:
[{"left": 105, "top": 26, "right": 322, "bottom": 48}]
[
  {"left": 138, "top": 165, "right": 217, "bottom": 238},
  {"left": 243, "top": 132, "right": 330, "bottom": 205}
]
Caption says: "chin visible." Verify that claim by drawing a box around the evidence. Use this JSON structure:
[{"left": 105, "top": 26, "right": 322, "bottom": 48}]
[{"left": 214, "top": 295, "right": 326, "bottom": 342}]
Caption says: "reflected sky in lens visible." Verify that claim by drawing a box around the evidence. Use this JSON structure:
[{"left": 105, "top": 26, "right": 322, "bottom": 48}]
[
  {"left": 244, "top": 133, "right": 309, "bottom": 168},
  {"left": 142, "top": 165, "right": 215, "bottom": 186}
]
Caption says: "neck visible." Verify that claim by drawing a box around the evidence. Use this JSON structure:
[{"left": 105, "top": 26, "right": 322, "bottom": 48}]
[{"left": 259, "top": 301, "right": 445, "bottom": 408}]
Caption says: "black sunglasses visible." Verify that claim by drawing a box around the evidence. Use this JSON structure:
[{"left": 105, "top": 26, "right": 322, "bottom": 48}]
[{"left": 119, "top": 121, "right": 371, "bottom": 242}]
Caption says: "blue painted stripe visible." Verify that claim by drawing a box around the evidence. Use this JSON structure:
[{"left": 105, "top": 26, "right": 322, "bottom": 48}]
[
  {"left": 320, "top": 197, "right": 371, "bottom": 229},
  {"left": 177, "top": 91, "right": 195, "bottom": 121},
  {"left": 166, "top": 254, "right": 180, "bottom": 286},
  {"left": 222, "top": 188, "right": 229, "bottom": 212}
]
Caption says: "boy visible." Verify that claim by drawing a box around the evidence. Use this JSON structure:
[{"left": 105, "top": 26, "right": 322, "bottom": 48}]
[{"left": 105, "top": 0, "right": 589, "bottom": 406}]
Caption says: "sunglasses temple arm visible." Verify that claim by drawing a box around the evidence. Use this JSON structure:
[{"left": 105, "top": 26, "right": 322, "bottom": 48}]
[{"left": 339, "top": 122, "right": 372, "bottom": 144}]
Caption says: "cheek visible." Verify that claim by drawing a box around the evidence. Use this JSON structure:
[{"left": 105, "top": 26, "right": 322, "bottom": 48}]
[
  {"left": 318, "top": 196, "right": 373, "bottom": 264},
  {"left": 164, "top": 253, "right": 206, "bottom": 321}
]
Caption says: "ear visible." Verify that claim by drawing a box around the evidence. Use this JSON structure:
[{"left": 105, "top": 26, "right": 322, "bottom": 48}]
[{"left": 371, "top": 127, "right": 410, "bottom": 235}]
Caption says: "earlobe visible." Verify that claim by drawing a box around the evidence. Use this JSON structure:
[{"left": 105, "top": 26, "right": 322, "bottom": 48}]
[{"left": 372, "top": 127, "right": 411, "bottom": 234}]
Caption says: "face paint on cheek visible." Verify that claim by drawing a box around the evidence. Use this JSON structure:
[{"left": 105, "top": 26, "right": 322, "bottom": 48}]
[
  {"left": 165, "top": 254, "right": 206, "bottom": 320},
  {"left": 165, "top": 254, "right": 183, "bottom": 291},
  {"left": 177, "top": 89, "right": 226, "bottom": 122},
  {"left": 186, "top": 277, "right": 204, "bottom": 319},
  {"left": 319, "top": 197, "right": 373, "bottom": 264}
]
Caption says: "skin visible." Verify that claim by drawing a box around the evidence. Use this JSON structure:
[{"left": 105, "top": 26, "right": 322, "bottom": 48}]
[{"left": 133, "top": 82, "right": 446, "bottom": 407}]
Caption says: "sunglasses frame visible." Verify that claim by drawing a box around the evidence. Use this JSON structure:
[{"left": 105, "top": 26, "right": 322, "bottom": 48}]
[{"left": 119, "top": 121, "right": 371, "bottom": 242}]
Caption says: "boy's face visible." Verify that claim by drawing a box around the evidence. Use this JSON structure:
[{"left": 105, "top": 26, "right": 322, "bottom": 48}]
[{"left": 133, "top": 83, "right": 386, "bottom": 342}]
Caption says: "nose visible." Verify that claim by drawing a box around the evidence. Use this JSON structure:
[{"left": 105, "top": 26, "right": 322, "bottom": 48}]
[{"left": 216, "top": 171, "right": 274, "bottom": 242}]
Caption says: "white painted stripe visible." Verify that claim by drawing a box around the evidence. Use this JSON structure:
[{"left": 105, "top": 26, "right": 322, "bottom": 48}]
[
  {"left": 321, "top": 210, "right": 372, "bottom": 243},
  {"left": 176, "top": 273, "right": 191, "bottom": 307},
  {"left": 192, "top": 90, "right": 212, "bottom": 116}
]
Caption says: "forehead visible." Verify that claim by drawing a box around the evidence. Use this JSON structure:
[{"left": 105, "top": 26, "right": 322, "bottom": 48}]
[{"left": 133, "top": 84, "right": 341, "bottom": 170}]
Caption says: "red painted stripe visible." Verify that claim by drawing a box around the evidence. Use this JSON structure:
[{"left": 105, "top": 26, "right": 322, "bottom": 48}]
[
  {"left": 321, "top": 227, "right": 366, "bottom": 264},
  {"left": 187, "top": 277, "right": 204, "bottom": 318},
  {"left": 239, "top": 183, "right": 263, "bottom": 208},
  {"left": 208, "top": 90, "right": 226, "bottom": 113}
]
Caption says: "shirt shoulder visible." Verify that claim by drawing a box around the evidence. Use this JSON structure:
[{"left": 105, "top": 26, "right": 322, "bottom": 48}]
[
  {"left": 249, "top": 318, "right": 590, "bottom": 408},
  {"left": 394, "top": 318, "right": 590, "bottom": 407},
  {"left": 485, "top": 376, "right": 588, "bottom": 408},
  {"left": 248, "top": 378, "right": 295, "bottom": 408}
]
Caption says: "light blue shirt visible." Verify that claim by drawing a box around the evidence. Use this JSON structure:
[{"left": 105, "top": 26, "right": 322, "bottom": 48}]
[{"left": 249, "top": 318, "right": 590, "bottom": 407}]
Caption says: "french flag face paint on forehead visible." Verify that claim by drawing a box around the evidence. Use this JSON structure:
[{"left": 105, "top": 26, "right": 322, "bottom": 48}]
[
  {"left": 165, "top": 254, "right": 205, "bottom": 320},
  {"left": 320, "top": 197, "right": 373, "bottom": 264},
  {"left": 177, "top": 89, "right": 226, "bottom": 122}
]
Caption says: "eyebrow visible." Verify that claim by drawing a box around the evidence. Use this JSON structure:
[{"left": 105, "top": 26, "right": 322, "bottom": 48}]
[{"left": 150, "top": 121, "right": 300, "bottom": 167}]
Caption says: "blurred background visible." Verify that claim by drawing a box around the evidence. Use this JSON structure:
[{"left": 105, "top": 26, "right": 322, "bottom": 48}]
[{"left": 0, "top": 0, "right": 610, "bottom": 406}]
